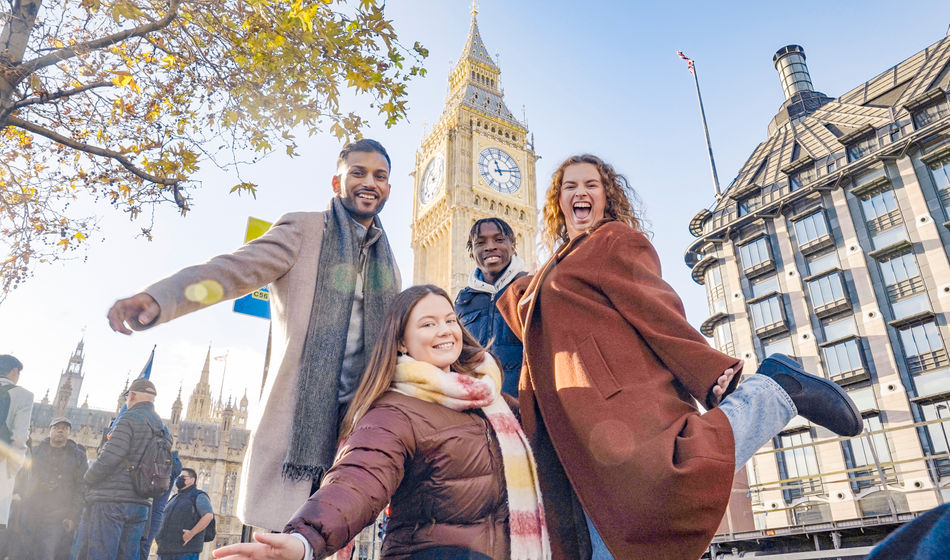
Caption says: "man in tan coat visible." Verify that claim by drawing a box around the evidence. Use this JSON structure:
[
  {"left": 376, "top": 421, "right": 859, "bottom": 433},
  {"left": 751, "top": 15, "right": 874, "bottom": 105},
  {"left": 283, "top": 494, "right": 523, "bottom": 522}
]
[{"left": 106, "top": 139, "right": 400, "bottom": 531}]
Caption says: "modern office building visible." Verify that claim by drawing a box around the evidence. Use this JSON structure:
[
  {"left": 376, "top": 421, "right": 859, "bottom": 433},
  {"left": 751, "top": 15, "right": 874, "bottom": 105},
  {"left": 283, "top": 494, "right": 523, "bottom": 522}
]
[{"left": 686, "top": 31, "right": 950, "bottom": 559}]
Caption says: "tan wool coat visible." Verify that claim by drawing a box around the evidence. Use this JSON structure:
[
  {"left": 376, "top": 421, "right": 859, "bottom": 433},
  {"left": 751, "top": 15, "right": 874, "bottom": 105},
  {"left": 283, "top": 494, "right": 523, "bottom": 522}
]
[
  {"left": 498, "top": 220, "right": 743, "bottom": 560},
  {"left": 144, "top": 210, "right": 399, "bottom": 529}
]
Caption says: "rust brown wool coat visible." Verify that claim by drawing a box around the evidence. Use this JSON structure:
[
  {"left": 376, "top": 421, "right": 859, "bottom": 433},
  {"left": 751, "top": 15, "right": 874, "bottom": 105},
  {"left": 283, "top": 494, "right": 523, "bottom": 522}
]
[{"left": 498, "top": 221, "right": 744, "bottom": 560}]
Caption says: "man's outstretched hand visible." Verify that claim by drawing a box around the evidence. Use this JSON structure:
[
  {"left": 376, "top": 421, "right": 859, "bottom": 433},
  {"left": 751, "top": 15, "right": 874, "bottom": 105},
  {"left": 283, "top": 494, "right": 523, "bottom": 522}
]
[{"left": 107, "top": 293, "right": 161, "bottom": 334}]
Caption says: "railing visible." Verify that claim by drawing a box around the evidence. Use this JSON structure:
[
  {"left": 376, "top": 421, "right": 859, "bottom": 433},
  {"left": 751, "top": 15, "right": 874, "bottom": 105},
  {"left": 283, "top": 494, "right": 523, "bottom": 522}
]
[
  {"left": 867, "top": 209, "right": 904, "bottom": 236},
  {"left": 887, "top": 276, "right": 926, "bottom": 301},
  {"left": 906, "top": 349, "right": 950, "bottom": 375}
]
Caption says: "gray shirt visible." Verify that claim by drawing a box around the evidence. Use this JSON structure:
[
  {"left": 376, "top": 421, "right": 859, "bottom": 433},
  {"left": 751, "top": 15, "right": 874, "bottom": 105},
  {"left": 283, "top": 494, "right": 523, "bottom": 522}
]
[{"left": 337, "top": 219, "right": 385, "bottom": 404}]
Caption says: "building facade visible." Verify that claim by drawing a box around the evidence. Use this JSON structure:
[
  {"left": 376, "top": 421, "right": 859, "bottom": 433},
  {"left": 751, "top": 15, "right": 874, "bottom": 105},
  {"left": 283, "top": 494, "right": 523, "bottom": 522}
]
[
  {"left": 30, "top": 342, "right": 251, "bottom": 560},
  {"left": 686, "top": 31, "right": 950, "bottom": 559},
  {"left": 411, "top": 5, "right": 538, "bottom": 296}
]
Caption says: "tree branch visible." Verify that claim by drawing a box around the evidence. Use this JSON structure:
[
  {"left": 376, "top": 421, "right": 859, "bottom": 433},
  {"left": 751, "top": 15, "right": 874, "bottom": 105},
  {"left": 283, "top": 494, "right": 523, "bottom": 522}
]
[
  {"left": 7, "top": 115, "right": 181, "bottom": 185},
  {"left": 10, "top": 79, "right": 112, "bottom": 110},
  {"left": 15, "top": 0, "right": 180, "bottom": 77}
]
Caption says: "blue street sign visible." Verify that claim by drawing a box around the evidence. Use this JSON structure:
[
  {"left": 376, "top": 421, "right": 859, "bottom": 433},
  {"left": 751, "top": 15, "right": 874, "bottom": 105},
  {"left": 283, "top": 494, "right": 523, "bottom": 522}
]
[{"left": 233, "top": 286, "right": 271, "bottom": 319}]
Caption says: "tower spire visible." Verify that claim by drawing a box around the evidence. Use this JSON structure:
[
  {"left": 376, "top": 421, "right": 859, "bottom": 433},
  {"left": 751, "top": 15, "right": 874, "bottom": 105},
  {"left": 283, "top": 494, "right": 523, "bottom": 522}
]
[{"left": 200, "top": 344, "right": 212, "bottom": 385}]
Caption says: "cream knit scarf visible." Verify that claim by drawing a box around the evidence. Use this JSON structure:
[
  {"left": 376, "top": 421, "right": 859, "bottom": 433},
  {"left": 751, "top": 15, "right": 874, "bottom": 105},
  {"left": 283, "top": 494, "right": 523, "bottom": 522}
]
[{"left": 392, "top": 356, "right": 551, "bottom": 560}]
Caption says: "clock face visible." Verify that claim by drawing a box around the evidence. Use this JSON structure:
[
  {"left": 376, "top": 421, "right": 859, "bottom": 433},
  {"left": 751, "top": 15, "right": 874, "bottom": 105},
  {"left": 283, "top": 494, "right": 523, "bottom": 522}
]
[
  {"left": 478, "top": 148, "right": 521, "bottom": 194},
  {"left": 420, "top": 154, "right": 445, "bottom": 204}
]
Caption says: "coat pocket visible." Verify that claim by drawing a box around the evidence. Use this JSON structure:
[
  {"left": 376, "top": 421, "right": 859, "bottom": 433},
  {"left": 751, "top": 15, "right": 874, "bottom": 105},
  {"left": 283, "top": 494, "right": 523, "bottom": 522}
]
[{"left": 575, "top": 335, "right": 622, "bottom": 400}]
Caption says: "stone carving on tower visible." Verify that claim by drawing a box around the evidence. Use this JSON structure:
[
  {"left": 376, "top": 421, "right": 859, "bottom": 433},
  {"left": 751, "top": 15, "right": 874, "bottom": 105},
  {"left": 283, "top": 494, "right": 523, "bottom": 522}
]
[
  {"left": 53, "top": 338, "right": 85, "bottom": 411},
  {"left": 411, "top": 4, "right": 538, "bottom": 297},
  {"left": 171, "top": 385, "right": 183, "bottom": 425},
  {"left": 186, "top": 346, "right": 214, "bottom": 422}
]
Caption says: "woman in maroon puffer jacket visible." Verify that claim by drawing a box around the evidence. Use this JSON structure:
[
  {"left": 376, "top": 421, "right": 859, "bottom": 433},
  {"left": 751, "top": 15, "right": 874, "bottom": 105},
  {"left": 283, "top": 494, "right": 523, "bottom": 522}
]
[{"left": 214, "top": 285, "right": 549, "bottom": 560}]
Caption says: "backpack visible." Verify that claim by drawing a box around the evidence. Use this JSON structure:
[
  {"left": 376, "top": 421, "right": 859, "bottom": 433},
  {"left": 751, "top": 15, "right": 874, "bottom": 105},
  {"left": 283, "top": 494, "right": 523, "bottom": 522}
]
[
  {"left": 0, "top": 384, "right": 13, "bottom": 445},
  {"left": 190, "top": 490, "right": 217, "bottom": 542},
  {"left": 124, "top": 417, "right": 174, "bottom": 498}
]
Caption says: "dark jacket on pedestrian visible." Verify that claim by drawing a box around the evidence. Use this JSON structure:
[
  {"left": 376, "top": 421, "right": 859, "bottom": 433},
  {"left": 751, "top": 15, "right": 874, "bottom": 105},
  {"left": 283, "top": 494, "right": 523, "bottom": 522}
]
[
  {"left": 156, "top": 484, "right": 212, "bottom": 555},
  {"left": 285, "top": 390, "right": 510, "bottom": 559},
  {"left": 455, "top": 258, "right": 528, "bottom": 397},
  {"left": 22, "top": 438, "right": 87, "bottom": 524},
  {"left": 84, "top": 401, "right": 167, "bottom": 506}
]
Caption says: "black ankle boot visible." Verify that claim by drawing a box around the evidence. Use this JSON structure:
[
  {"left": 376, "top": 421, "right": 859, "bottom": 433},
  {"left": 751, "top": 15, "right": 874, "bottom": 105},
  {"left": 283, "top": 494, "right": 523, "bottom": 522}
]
[{"left": 757, "top": 353, "right": 863, "bottom": 437}]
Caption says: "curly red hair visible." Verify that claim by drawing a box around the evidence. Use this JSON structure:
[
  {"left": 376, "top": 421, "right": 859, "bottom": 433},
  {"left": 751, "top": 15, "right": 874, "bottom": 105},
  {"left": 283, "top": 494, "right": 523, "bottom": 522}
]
[{"left": 542, "top": 154, "right": 645, "bottom": 248}]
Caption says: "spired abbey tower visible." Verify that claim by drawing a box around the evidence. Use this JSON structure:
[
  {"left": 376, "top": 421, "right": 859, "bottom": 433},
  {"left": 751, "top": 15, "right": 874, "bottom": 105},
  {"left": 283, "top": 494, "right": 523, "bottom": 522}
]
[{"left": 411, "top": 5, "right": 539, "bottom": 297}]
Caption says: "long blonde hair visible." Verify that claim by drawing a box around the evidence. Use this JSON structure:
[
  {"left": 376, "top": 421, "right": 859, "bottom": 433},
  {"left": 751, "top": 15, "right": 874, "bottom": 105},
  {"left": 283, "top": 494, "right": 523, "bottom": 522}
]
[
  {"left": 339, "top": 285, "right": 488, "bottom": 441},
  {"left": 542, "top": 154, "right": 645, "bottom": 248}
]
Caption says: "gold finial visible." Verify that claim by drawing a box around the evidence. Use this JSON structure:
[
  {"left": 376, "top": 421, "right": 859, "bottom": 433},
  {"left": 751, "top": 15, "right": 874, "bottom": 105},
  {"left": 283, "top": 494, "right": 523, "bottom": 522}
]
[{"left": 471, "top": 0, "right": 478, "bottom": 18}]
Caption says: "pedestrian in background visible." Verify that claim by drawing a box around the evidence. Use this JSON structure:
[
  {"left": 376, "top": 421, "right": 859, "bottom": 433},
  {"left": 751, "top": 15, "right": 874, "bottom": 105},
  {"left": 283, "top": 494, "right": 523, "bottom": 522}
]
[
  {"left": 0, "top": 355, "right": 33, "bottom": 555},
  {"left": 14, "top": 417, "right": 87, "bottom": 560},
  {"left": 156, "top": 467, "right": 214, "bottom": 560},
  {"left": 71, "top": 378, "right": 169, "bottom": 560}
]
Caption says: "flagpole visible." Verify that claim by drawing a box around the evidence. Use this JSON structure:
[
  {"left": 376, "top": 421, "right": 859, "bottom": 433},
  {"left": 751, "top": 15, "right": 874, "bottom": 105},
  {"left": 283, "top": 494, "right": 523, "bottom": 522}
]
[{"left": 678, "top": 52, "right": 722, "bottom": 200}]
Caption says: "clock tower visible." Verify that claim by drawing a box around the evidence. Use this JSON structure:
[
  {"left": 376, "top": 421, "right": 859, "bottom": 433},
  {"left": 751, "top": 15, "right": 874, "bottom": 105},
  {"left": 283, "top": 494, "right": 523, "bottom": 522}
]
[{"left": 411, "top": 5, "right": 538, "bottom": 298}]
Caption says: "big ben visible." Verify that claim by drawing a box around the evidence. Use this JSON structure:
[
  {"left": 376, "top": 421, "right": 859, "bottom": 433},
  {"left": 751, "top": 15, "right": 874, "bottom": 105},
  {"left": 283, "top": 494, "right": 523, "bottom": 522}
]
[{"left": 411, "top": 5, "right": 538, "bottom": 297}]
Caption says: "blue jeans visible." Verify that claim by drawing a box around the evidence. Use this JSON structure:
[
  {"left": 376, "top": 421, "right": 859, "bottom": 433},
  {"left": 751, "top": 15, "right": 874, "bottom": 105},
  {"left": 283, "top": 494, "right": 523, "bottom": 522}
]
[
  {"left": 585, "top": 512, "right": 613, "bottom": 560},
  {"left": 159, "top": 554, "right": 200, "bottom": 560},
  {"left": 719, "top": 374, "right": 797, "bottom": 470},
  {"left": 70, "top": 502, "right": 150, "bottom": 560}
]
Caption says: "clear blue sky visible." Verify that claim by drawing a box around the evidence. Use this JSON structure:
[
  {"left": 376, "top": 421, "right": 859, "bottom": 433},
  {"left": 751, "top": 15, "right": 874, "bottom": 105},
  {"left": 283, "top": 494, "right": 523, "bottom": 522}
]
[{"left": 3, "top": 1, "right": 949, "bottom": 419}]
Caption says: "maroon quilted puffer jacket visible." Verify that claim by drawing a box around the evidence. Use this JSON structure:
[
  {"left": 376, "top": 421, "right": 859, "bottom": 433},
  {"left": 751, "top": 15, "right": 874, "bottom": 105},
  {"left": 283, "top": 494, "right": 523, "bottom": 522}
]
[{"left": 285, "top": 390, "right": 510, "bottom": 559}]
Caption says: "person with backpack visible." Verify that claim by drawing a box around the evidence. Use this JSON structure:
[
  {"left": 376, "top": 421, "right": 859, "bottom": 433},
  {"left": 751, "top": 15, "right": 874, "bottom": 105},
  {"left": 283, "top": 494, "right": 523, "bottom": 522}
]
[
  {"left": 156, "top": 467, "right": 215, "bottom": 560},
  {"left": 0, "top": 355, "right": 33, "bottom": 552},
  {"left": 71, "top": 378, "right": 172, "bottom": 560}
]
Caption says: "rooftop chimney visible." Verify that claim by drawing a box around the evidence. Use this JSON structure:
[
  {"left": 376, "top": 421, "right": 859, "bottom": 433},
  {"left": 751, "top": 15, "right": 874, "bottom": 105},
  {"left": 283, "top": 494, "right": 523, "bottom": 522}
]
[{"left": 773, "top": 45, "right": 814, "bottom": 101}]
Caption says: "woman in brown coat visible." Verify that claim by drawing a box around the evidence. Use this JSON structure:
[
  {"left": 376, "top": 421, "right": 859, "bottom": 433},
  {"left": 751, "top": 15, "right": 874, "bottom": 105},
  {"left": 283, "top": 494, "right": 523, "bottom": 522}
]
[
  {"left": 214, "top": 285, "right": 549, "bottom": 560},
  {"left": 497, "top": 154, "right": 864, "bottom": 560}
]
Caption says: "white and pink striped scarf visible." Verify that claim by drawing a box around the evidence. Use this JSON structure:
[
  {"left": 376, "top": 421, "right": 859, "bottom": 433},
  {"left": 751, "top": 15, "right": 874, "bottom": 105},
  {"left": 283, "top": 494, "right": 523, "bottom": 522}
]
[{"left": 392, "top": 355, "right": 551, "bottom": 560}]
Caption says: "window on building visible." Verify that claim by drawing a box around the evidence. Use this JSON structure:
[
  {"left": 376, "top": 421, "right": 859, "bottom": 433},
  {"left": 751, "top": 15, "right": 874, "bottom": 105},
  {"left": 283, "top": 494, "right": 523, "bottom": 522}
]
[
  {"left": 749, "top": 294, "right": 787, "bottom": 338},
  {"left": 714, "top": 321, "right": 735, "bottom": 357},
  {"left": 790, "top": 167, "right": 817, "bottom": 191},
  {"left": 793, "top": 211, "right": 831, "bottom": 248},
  {"left": 807, "top": 271, "right": 850, "bottom": 317},
  {"left": 789, "top": 502, "right": 833, "bottom": 525},
  {"left": 899, "top": 320, "right": 949, "bottom": 376},
  {"left": 912, "top": 99, "right": 950, "bottom": 129},
  {"left": 745, "top": 457, "right": 763, "bottom": 507},
  {"left": 823, "top": 315, "right": 858, "bottom": 341},
  {"left": 861, "top": 189, "right": 907, "bottom": 250},
  {"left": 775, "top": 430, "right": 823, "bottom": 502},
  {"left": 763, "top": 335, "right": 794, "bottom": 358},
  {"left": 739, "top": 236, "right": 774, "bottom": 276},
  {"left": 917, "top": 397, "right": 950, "bottom": 479},
  {"left": 706, "top": 266, "right": 726, "bottom": 314},
  {"left": 878, "top": 250, "right": 929, "bottom": 319},
  {"left": 737, "top": 193, "right": 762, "bottom": 217},
  {"left": 847, "top": 134, "right": 878, "bottom": 162},
  {"left": 807, "top": 250, "right": 840, "bottom": 276},
  {"left": 879, "top": 251, "right": 922, "bottom": 298},
  {"left": 929, "top": 156, "right": 950, "bottom": 220},
  {"left": 750, "top": 275, "right": 780, "bottom": 299},
  {"left": 821, "top": 336, "right": 867, "bottom": 383},
  {"left": 842, "top": 415, "right": 896, "bottom": 493}
]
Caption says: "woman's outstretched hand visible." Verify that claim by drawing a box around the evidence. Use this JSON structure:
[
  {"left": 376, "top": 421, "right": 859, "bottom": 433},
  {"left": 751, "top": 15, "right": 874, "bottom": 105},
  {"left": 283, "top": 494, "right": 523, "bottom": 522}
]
[
  {"left": 709, "top": 360, "right": 743, "bottom": 407},
  {"left": 213, "top": 532, "right": 306, "bottom": 560}
]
